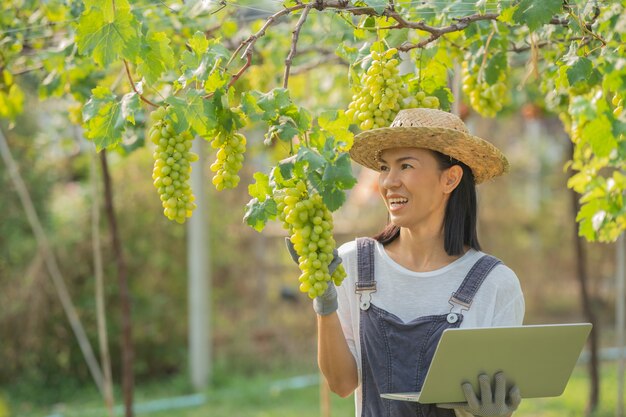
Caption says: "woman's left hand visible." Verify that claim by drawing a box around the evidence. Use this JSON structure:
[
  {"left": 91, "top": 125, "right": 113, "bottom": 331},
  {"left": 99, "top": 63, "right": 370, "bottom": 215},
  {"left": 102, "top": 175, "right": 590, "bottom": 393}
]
[{"left": 437, "top": 372, "right": 521, "bottom": 417}]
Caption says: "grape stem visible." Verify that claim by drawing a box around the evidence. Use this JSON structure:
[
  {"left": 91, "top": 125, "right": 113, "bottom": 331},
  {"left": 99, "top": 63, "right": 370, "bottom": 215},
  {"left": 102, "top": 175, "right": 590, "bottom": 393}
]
[{"left": 123, "top": 60, "right": 158, "bottom": 108}]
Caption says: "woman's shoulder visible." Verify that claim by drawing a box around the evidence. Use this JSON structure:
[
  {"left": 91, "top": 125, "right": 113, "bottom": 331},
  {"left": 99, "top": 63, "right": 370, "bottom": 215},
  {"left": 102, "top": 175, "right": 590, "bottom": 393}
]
[
  {"left": 337, "top": 237, "right": 379, "bottom": 260},
  {"left": 476, "top": 251, "right": 522, "bottom": 289}
]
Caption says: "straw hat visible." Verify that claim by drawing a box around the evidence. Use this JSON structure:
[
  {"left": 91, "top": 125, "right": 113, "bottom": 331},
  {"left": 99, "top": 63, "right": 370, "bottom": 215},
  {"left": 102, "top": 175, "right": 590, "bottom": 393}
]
[{"left": 349, "top": 108, "right": 509, "bottom": 184}]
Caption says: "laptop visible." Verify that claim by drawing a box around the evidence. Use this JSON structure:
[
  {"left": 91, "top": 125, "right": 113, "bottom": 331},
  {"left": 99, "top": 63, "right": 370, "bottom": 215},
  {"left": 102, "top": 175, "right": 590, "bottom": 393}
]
[{"left": 380, "top": 323, "right": 592, "bottom": 404}]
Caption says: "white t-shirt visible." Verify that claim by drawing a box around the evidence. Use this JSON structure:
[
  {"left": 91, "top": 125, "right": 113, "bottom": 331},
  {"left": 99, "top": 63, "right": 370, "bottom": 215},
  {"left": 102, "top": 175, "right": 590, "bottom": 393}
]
[{"left": 335, "top": 239, "right": 525, "bottom": 417}]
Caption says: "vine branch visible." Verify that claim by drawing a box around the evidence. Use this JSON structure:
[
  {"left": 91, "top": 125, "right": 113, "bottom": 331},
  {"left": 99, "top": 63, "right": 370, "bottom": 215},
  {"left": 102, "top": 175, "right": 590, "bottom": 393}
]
[
  {"left": 123, "top": 60, "right": 158, "bottom": 108},
  {"left": 284, "top": 3, "right": 313, "bottom": 89}
]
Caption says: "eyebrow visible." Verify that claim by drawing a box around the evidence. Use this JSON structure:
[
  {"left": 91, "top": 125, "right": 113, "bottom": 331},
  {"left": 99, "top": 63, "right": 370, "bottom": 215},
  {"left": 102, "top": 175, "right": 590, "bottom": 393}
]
[{"left": 378, "top": 156, "right": 419, "bottom": 164}]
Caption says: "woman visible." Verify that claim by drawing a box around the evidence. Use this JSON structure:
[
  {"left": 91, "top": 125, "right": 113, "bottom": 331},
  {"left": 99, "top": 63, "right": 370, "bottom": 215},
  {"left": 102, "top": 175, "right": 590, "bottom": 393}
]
[{"left": 289, "top": 108, "right": 524, "bottom": 417}]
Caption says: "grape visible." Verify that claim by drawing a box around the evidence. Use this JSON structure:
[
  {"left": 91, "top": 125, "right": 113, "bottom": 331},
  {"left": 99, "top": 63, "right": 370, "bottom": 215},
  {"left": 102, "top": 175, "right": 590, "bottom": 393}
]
[
  {"left": 209, "top": 131, "right": 247, "bottom": 191},
  {"left": 346, "top": 47, "right": 440, "bottom": 130},
  {"left": 274, "top": 179, "right": 347, "bottom": 298},
  {"left": 461, "top": 61, "right": 508, "bottom": 118},
  {"left": 346, "top": 47, "right": 408, "bottom": 130},
  {"left": 149, "top": 106, "right": 198, "bottom": 223}
]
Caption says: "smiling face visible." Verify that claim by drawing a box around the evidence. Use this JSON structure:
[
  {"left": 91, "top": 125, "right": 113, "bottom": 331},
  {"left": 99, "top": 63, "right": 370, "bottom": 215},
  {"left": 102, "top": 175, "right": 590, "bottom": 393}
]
[{"left": 377, "top": 147, "right": 462, "bottom": 232}]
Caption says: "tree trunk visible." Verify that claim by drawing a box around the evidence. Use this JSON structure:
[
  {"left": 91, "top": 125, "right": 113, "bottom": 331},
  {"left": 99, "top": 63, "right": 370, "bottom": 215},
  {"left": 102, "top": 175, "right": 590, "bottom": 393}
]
[
  {"left": 568, "top": 142, "right": 599, "bottom": 415},
  {"left": 100, "top": 151, "right": 134, "bottom": 417}
]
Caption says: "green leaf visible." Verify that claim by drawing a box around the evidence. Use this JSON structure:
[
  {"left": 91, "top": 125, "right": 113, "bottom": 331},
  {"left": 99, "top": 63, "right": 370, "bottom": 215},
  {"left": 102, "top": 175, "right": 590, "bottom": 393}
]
[
  {"left": 512, "top": 0, "right": 563, "bottom": 31},
  {"left": 137, "top": 31, "right": 175, "bottom": 85},
  {"left": 320, "top": 187, "right": 346, "bottom": 212},
  {"left": 241, "top": 91, "right": 263, "bottom": 122},
  {"left": 322, "top": 153, "right": 357, "bottom": 190},
  {"left": 248, "top": 172, "right": 271, "bottom": 203},
  {"left": 484, "top": 52, "right": 507, "bottom": 85},
  {"left": 317, "top": 110, "right": 354, "bottom": 148},
  {"left": 82, "top": 86, "right": 124, "bottom": 150},
  {"left": 335, "top": 44, "right": 359, "bottom": 64},
  {"left": 75, "top": 1, "right": 139, "bottom": 67},
  {"left": 363, "top": 0, "right": 387, "bottom": 13},
  {"left": 583, "top": 116, "right": 616, "bottom": 158},
  {"left": 244, "top": 198, "right": 277, "bottom": 232},
  {"left": 189, "top": 31, "right": 209, "bottom": 56},
  {"left": 566, "top": 57, "right": 601, "bottom": 89},
  {"left": 498, "top": 5, "right": 519, "bottom": 24},
  {"left": 297, "top": 146, "right": 326, "bottom": 171},
  {"left": 269, "top": 119, "right": 300, "bottom": 142},
  {"left": 165, "top": 90, "right": 216, "bottom": 136},
  {"left": 120, "top": 92, "right": 140, "bottom": 125}
]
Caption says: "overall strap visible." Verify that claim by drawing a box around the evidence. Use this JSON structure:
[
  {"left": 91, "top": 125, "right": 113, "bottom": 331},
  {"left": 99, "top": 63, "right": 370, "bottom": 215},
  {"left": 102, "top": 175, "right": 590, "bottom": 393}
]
[
  {"left": 449, "top": 255, "right": 502, "bottom": 312},
  {"left": 356, "top": 237, "right": 377, "bottom": 310}
]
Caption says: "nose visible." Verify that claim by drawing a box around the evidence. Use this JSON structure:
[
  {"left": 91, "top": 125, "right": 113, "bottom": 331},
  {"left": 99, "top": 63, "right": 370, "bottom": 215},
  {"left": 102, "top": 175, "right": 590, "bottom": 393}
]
[{"left": 380, "top": 168, "right": 401, "bottom": 190}]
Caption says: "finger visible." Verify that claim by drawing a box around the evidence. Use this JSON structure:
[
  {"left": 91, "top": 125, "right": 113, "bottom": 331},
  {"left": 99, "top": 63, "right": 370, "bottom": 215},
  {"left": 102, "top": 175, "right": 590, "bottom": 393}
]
[
  {"left": 328, "top": 255, "right": 342, "bottom": 274},
  {"left": 508, "top": 385, "right": 522, "bottom": 409},
  {"left": 494, "top": 372, "right": 506, "bottom": 406},
  {"left": 478, "top": 373, "right": 493, "bottom": 405},
  {"left": 461, "top": 382, "right": 480, "bottom": 410},
  {"left": 284, "top": 237, "right": 299, "bottom": 263}
]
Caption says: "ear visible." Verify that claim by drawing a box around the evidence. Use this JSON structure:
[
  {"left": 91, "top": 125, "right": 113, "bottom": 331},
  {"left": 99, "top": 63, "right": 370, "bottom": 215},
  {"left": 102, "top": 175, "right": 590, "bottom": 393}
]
[{"left": 442, "top": 165, "right": 463, "bottom": 194}]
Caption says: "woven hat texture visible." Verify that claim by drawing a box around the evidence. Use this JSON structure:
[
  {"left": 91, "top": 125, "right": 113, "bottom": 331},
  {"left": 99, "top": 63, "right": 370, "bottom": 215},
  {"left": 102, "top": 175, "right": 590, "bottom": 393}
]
[{"left": 349, "top": 108, "right": 509, "bottom": 184}]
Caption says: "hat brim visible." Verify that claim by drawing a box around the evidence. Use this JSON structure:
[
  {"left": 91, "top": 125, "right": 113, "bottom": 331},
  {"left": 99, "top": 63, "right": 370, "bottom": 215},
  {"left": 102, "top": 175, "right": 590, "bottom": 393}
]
[{"left": 349, "top": 126, "right": 509, "bottom": 184}]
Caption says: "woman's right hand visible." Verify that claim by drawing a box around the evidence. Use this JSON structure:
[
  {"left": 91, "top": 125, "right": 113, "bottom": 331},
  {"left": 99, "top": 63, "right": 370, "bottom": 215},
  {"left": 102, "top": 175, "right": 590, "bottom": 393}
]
[{"left": 285, "top": 238, "right": 341, "bottom": 316}]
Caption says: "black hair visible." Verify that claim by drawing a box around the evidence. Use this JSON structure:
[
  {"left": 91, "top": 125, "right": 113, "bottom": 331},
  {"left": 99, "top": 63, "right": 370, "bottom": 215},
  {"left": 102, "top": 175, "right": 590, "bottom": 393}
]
[{"left": 372, "top": 149, "right": 481, "bottom": 256}]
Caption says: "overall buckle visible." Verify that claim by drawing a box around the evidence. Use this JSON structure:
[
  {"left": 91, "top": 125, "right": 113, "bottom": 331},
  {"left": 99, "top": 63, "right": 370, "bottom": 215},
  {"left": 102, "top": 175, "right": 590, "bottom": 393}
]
[{"left": 356, "top": 281, "right": 377, "bottom": 310}]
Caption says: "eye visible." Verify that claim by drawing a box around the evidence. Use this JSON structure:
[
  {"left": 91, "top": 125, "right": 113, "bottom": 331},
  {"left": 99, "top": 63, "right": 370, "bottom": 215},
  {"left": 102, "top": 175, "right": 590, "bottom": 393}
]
[
  {"left": 401, "top": 163, "right": 413, "bottom": 169},
  {"left": 379, "top": 165, "right": 389, "bottom": 172}
]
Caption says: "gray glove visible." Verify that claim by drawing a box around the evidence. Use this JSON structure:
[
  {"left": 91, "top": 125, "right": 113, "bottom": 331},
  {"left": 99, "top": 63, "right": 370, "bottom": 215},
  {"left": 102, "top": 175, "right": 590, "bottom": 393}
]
[
  {"left": 285, "top": 237, "right": 341, "bottom": 316},
  {"left": 437, "top": 372, "right": 521, "bottom": 417}
]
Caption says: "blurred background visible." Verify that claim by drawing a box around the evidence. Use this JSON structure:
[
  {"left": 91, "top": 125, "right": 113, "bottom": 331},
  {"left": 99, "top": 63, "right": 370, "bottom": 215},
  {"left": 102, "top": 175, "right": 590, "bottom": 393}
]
[{"left": 1, "top": 96, "right": 624, "bottom": 417}]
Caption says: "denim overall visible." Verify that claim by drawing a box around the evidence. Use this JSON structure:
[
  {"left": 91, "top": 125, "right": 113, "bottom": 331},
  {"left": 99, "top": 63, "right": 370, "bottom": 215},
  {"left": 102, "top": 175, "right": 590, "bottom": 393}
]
[{"left": 356, "top": 238, "right": 502, "bottom": 417}]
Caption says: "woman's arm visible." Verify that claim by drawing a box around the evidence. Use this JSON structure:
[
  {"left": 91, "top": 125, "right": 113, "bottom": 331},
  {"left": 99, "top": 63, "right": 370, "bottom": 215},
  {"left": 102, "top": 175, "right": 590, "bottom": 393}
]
[{"left": 317, "top": 312, "right": 358, "bottom": 397}]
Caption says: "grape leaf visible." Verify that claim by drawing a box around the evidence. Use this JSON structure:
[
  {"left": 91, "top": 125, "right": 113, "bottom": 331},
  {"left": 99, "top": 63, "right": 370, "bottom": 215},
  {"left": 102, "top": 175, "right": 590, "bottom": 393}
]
[
  {"left": 512, "top": 0, "right": 563, "bottom": 31},
  {"left": 75, "top": 1, "right": 139, "bottom": 67},
  {"left": 583, "top": 116, "right": 615, "bottom": 158},
  {"left": 267, "top": 119, "right": 300, "bottom": 142},
  {"left": 320, "top": 187, "right": 346, "bottom": 212},
  {"left": 248, "top": 172, "right": 271, "bottom": 203},
  {"left": 189, "top": 31, "right": 209, "bottom": 56},
  {"left": 120, "top": 92, "right": 140, "bottom": 124},
  {"left": 297, "top": 146, "right": 326, "bottom": 171},
  {"left": 363, "top": 0, "right": 387, "bottom": 15},
  {"left": 82, "top": 86, "right": 124, "bottom": 150},
  {"left": 165, "top": 90, "right": 216, "bottom": 136},
  {"left": 322, "top": 153, "right": 357, "bottom": 190},
  {"left": 317, "top": 110, "right": 354, "bottom": 148},
  {"left": 566, "top": 57, "right": 601, "bottom": 89},
  {"left": 244, "top": 198, "right": 277, "bottom": 232},
  {"left": 137, "top": 31, "right": 175, "bottom": 85},
  {"left": 484, "top": 52, "right": 507, "bottom": 85}
]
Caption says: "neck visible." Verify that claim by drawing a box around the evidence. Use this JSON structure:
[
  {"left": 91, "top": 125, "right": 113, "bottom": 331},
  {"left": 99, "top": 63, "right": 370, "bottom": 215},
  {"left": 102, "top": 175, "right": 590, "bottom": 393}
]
[{"left": 386, "top": 225, "right": 463, "bottom": 272}]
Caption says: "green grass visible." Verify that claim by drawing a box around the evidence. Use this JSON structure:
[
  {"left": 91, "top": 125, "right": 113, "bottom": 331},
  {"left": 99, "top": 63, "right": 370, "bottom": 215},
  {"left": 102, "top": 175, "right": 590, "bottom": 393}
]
[{"left": 3, "top": 362, "right": 624, "bottom": 417}]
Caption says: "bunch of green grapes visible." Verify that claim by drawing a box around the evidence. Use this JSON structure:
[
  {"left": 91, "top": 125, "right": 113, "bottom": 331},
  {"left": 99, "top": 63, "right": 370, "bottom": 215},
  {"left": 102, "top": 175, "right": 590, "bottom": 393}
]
[
  {"left": 209, "top": 131, "right": 246, "bottom": 191},
  {"left": 346, "top": 47, "right": 410, "bottom": 130},
  {"left": 275, "top": 179, "right": 347, "bottom": 299},
  {"left": 413, "top": 90, "right": 440, "bottom": 110},
  {"left": 461, "top": 61, "right": 508, "bottom": 118},
  {"left": 613, "top": 93, "right": 623, "bottom": 117},
  {"left": 149, "top": 106, "right": 198, "bottom": 224}
]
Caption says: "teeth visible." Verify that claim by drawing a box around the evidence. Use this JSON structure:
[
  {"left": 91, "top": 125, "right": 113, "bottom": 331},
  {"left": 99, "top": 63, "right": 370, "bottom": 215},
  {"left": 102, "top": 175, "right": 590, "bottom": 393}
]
[{"left": 388, "top": 198, "right": 408, "bottom": 204}]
